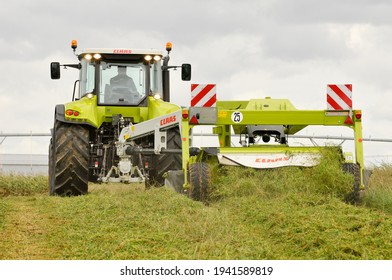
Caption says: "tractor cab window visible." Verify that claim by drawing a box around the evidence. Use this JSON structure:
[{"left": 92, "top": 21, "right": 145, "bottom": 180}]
[
  {"left": 99, "top": 62, "right": 146, "bottom": 105},
  {"left": 80, "top": 61, "right": 95, "bottom": 98},
  {"left": 150, "top": 61, "right": 163, "bottom": 97}
]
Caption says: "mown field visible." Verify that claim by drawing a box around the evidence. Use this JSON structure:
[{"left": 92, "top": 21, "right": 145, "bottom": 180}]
[{"left": 0, "top": 152, "right": 391, "bottom": 260}]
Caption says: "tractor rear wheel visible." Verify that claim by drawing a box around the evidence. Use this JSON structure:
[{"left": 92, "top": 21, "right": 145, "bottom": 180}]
[
  {"left": 145, "top": 127, "right": 182, "bottom": 188},
  {"left": 49, "top": 121, "right": 89, "bottom": 196},
  {"left": 343, "top": 163, "right": 361, "bottom": 204},
  {"left": 189, "top": 162, "right": 211, "bottom": 202}
]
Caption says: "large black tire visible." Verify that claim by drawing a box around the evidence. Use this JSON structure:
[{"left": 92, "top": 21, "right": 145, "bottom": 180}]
[
  {"left": 49, "top": 121, "right": 89, "bottom": 196},
  {"left": 189, "top": 162, "right": 211, "bottom": 202},
  {"left": 343, "top": 163, "right": 361, "bottom": 204},
  {"left": 146, "top": 127, "right": 182, "bottom": 188}
]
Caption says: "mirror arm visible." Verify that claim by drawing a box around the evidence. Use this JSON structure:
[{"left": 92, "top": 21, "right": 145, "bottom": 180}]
[
  {"left": 162, "top": 65, "right": 179, "bottom": 71},
  {"left": 62, "top": 63, "right": 81, "bottom": 69}
]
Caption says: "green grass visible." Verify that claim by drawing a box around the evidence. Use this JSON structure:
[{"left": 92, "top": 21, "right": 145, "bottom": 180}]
[
  {"left": 0, "top": 152, "right": 391, "bottom": 260},
  {"left": 0, "top": 174, "right": 47, "bottom": 197},
  {"left": 0, "top": 200, "right": 7, "bottom": 229},
  {"left": 0, "top": 174, "right": 46, "bottom": 230},
  {"left": 362, "top": 164, "right": 392, "bottom": 214}
]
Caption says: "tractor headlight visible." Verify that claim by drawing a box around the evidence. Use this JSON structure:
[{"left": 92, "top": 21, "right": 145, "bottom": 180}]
[
  {"left": 153, "top": 93, "right": 161, "bottom": 100},
  {"left": 86, "top": 93, "right": 94, "bottom": 99},
  {"left": 153, "top": 55, "right": 161, "bottom": 61},
  {"left": 144, "top": 55, "right": 153, "bottom": 61},
  {"left": 84, "top": 54, "right": 101, "bottom": 61},
  {"left": 84, "top": 54, "right": 92, "bottom": 60}
]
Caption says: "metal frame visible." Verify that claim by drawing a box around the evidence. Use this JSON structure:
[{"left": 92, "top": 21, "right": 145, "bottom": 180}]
[{"left": 181, "top": 98, "right": 365, "bottom": 190}]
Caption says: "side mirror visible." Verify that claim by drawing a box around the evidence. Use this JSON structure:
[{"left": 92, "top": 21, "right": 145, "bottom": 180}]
[
  {"left": 50, "top": 62, "right": 61, "bottom": 79},
  {"left": 181, "top": 64, "right": 191, "bottom": 81}
]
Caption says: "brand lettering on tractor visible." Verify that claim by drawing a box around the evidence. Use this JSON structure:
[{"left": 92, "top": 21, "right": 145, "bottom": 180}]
[
  {"left": 255, "top": 156, "right": 290, "bottom": 163},
  {"left": 160, "top": 115, "right": 177, "bottom": 126},
  {"left": 113, "top": 49, "right": 132, "bottom": 54}
]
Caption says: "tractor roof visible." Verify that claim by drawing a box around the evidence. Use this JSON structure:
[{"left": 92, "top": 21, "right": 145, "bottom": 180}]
[{"left": 79, "top": 48, "right": 163, "bottom": 56}]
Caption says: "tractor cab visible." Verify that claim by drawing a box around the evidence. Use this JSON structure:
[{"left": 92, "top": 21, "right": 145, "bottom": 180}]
[
  {"left": 50, "top": 41, "right": 191, "bottom": 106},
  {"left": 77, "top": 48, "right": 164, "bottom": 107}
]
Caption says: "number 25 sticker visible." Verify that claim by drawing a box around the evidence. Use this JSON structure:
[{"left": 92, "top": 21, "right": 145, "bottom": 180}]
[{"left": 231, "top": 111, "right": 243, "bottom": 123}]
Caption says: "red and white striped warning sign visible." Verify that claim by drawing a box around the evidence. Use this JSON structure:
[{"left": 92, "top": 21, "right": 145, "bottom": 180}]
[
  {"left": 191, "top": 84, "right": 216, "bottom": 107},
  {"left": 327, "top": 84, "right": 352, "bottom": 110}
]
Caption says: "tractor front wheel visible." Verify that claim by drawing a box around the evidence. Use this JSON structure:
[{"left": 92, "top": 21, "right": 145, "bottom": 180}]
[
  {"left": 49, "top": 121, "right": 89, "bottom": 196},
  {"left": 145, "top": 127, "right": 182, "bottom": 188}
]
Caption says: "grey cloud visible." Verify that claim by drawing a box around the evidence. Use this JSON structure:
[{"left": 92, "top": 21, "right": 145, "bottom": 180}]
[{"left": 266, "top": 0, "right": 392, "bottom": 25}]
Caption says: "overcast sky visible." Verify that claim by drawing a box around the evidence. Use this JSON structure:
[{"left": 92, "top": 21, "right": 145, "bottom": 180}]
[{"left": 0, "top": 0, "right": 391, "bottom": 165}]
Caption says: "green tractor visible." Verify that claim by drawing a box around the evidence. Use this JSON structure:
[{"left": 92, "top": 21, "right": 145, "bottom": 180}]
[
  {"left": 49, "top": 41, "right": 190, "bottom": 196},
  {"left": 50, "top": 41, "right": 365, "bottom": 203}
]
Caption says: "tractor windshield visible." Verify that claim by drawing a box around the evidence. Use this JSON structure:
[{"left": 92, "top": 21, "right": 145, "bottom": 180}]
[
  {"left": 79, "top": 58, "right": 163, "bottom": 106},
  {"left": 99, "top": 62, "right": 147, "bottom": 105}
]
